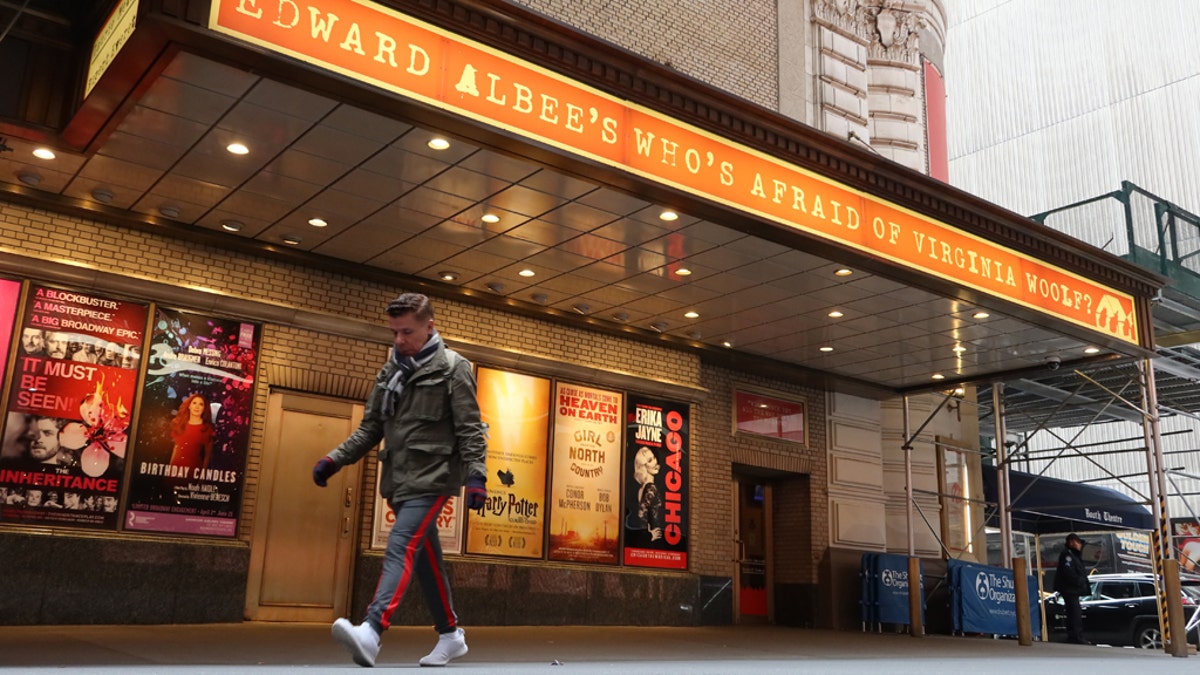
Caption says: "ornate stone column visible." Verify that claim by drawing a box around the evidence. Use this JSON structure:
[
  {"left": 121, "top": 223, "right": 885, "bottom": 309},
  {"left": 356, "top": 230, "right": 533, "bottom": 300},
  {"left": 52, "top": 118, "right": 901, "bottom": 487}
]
[
  {"left": 810, "top": 0, "right": 873, "bottom": 147},
  {"left": 809, "top": 0, "right": 946, "bottom": 174}
]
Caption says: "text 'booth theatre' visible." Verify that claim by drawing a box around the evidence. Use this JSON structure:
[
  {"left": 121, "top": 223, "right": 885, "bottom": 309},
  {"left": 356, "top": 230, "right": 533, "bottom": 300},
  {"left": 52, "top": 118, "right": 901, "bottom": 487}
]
[{"left": 0, "top": 0, "right": 1177, "bottom": 646}]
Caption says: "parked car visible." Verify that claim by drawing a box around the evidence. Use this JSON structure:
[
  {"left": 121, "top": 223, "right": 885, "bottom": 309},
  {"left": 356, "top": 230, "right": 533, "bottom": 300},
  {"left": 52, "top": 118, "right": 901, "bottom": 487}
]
[{"left": 1043, "top": 573, "right": 1199, "bottom": 648}]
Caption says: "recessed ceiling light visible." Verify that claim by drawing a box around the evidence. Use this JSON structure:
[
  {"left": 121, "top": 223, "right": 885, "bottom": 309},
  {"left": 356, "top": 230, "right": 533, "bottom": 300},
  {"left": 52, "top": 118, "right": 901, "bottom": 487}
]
[
  {"left": 221, "top": 220, "right": 244, "bottom": 232},
  {"left": 834, "top": 268, "right": 853, "bottom": 277},
  {"left": 158, "top": 205, "right": 181, "bottom": 219},
  {"left": 226, "top": 142, "right": 249, "bottom": 155},
  {"left": 659, "top": 210, "right": 679, "bottom": 221},
  {"left": 828, "top": 310, "right": 844, "bottom": 318},
  {"left": 674, "top": 267, "right": 692, "bottom": 276},
  {"left": 612, "top": 312, "right": 629, "bottom": 322},
  {"left": 650, "top": 321, "right": 668, "bottom": 333},
  {"left": 91, "top": 188, "right": 114, "bottom": 204},
  {"left": 952, "top": 345, "right": 967, "bottom": 353},
  {"left": 439, "top": 271, "right": 459, "bottom": 281},
  {"left": 931, "top": 373, "right": 946, "bottom": 380},
  {"left": 308, "top": 217, "right": 328, "bottom": 228},
  {"left": 282, "top": 235, "right": 302, "bottom": 245},
  {"left": 485, "top": 281, "right": 505, "bottom": 293},
  {"left": 722, "top": 340, "right": 733, "bottom": 348},
  {"left": 572, "top": 303, "right": 590, "bottom": 314},
  {"left": 687, "top": 331, "right": 702, "bottom": 340},
  {"left": 481, "top": 213, "right": 500, "bottom": 224},
  {"left": 819, "top": 346, "right": 834, "bottom": 352},
  {"left": 1084, "top": 346, "right": 1101, "bottom": 354},
  {"left": 518, "top": 269, "right": 536, "bottom": 277},
  {"left": 427, "top": 137, "right": 450, "bottom": 150},
  {"left": 531, "top": 293, "right": 549, "bottom": 304},
  {"left": 973, "top": 311, "right": 990, "bottom": 319},
  {"left": 32, "top": 148, "right": 55, "bottom": 160},
  {"left": 17, "top": 171, "right": 41, "bottom": 186},
  {"left": 684, "top": 310, "right": 699, "bottom": 319}
]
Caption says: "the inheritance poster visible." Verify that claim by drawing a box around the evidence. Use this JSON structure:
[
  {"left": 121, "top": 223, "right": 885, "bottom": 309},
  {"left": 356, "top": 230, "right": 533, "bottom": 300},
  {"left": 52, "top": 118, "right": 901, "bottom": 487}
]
[
  {"left": 125, "top": 308, "right": 260, "bottom": 537},
  {"left": 465, "top": 367, "right": 548, "bottom": 559},
  {"left": 547, "top": 382, "right": 622, "bottom": 563},
  {"left": 0, "top": 285, "right": 147, "bottom": 529},
  {"left": 623, "top": 395, "right": 690, "bottom": 569}
]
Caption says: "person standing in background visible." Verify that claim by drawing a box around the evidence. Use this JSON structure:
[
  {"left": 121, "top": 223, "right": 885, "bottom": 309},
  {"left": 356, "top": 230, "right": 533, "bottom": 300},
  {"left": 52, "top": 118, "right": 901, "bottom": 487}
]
[{"left": 1054, "top": 533, "right": 1093, "bottom": 645}]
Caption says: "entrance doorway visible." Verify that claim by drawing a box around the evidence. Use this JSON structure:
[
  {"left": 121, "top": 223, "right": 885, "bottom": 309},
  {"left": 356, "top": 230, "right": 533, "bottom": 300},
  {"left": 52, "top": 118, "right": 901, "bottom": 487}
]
[
  {"left": 245, "top": 391, "right": 364, "bottom": 621},
  {"left": 733, "top": 477, "right": 773, "bottom": 624}
]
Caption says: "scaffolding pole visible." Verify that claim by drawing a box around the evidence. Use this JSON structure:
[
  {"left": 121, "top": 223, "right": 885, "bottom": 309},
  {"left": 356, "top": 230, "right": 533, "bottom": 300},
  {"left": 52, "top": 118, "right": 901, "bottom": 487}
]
[
  {"left": 993, "top": 383, "right": 1013, "bottom": 565},
  {"left": 1140, "top": 359, "right": 1186, "bottom": 657},
  {"left": 904, "top": 395, "right": 914, "bottom": 556},
  {"left": 902, "top": 395, "right": 924, "bottom": 637}
]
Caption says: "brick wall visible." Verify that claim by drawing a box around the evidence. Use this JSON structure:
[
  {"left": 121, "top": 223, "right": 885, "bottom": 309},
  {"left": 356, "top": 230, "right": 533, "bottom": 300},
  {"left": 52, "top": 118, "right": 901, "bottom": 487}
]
[
  {"left": 0, "top": 199, "right": 844, "bottom": 624},
  {"left": 510, "top": 0, "right": 780, "bottom": 110},
  {"left": 694, "top": 364, "right": 828, "bottom": 582},
  {"left": 0, "top": 200, "right": 700, "bottom": 530}
]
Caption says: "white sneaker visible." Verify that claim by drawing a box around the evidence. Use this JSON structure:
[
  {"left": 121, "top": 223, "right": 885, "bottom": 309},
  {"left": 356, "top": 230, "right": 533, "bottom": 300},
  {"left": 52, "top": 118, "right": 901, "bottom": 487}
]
[
  {"left": 331, "top": 617, "right": 381, "bottom": 667},
  {"left": 418, "top": 627, "right": 468, "bottom": 667}
]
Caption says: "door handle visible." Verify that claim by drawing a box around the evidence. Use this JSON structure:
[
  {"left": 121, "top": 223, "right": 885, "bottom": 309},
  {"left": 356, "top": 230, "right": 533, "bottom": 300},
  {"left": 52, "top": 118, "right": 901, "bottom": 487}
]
[
  {"left": 342, "top": 515, "right": 351, "bottom": 537},
  {"left": 345, "top": 487, "right": 353, "bottom": 508},
  {"left": 734, "top": 539, "right": 745, "bottom": 562}
]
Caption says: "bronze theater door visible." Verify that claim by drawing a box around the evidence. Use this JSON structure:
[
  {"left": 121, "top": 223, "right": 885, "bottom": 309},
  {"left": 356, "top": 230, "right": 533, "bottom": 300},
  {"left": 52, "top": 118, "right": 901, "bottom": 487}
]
[{"left": 245, "top": 391, "right": 364, "bottom": 621}]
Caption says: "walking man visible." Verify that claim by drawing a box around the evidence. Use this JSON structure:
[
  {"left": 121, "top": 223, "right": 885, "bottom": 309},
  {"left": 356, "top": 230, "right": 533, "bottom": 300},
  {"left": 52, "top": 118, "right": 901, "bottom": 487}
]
[
  {"left": 313, "top": 293, "right": 488, "bottom": 667},
  {"left": 1054, "top": 533, "right": 1092, "bottom": 645}
]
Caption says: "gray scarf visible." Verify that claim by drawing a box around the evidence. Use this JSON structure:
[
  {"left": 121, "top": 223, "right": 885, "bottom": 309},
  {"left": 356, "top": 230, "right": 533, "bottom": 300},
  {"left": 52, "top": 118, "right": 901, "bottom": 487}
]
[{"left": 383, "top": 330, "right": 443, "bottom": 416}]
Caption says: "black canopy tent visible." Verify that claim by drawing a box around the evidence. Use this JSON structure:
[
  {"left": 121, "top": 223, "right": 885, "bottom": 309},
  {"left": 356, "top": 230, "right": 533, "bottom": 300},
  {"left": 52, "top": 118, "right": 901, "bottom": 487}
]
[{"left": 982, "top": 465, "right": 1154, "bottom": 535}]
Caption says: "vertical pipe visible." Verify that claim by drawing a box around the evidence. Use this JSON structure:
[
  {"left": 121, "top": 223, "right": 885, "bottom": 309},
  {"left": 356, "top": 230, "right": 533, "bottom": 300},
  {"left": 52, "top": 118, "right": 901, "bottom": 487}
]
[
  {"left": 1013, "top": 556, "right": 1032, "bottom": 646},
  {"left": 1140, "top": 360, "right": 1164, "bottom": 553},
  {"left": 904, "top": 395, "right": 914, "bottom": 557},
  {"left": 1036, "top": 533, "right": 1048, "bottom": 641},
  {"left": 902, "top": 395, "right": 923, "bottom": 637},
  {"left": 1142, "top": 360, "right": 1184, "bottom": 653},
  {"left": 1165, "top": 559, "right": 1188, "bottom": 657},
  {"left": 993, "top": 383, "right": 1012, "bottom": 565}
]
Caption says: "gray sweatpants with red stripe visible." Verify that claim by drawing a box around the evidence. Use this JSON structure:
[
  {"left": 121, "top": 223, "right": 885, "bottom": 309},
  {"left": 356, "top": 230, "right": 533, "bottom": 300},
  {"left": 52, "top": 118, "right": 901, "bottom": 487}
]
[{"left": 366, "top": 495, "right": 458, "bottom": 634}]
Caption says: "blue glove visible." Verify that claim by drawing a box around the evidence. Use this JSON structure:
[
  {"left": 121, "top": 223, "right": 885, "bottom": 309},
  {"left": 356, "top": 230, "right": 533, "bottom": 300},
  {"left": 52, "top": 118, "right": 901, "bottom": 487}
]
[
  {"left": 312, "top": 457, "right": 339, "bottom": 487},
  {"left": 465, "top": 475, "right": 487, "bottom": 512}
]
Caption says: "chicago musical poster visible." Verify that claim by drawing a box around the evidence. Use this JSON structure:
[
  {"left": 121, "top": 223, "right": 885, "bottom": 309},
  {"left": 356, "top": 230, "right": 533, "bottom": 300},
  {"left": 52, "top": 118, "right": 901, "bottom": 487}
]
[{"left": 623, "top": 395, "right": 690, "bottom": 569}]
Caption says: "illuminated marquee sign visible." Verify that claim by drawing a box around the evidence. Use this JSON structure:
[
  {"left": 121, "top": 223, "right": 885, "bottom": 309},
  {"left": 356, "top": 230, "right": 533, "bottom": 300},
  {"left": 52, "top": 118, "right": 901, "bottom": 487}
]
[
  {"left": 87, "top": 0, "right": 139, "bottom": 98},
  {"left": 209, "top": 0, "right": 1139, "bottom": 345}
]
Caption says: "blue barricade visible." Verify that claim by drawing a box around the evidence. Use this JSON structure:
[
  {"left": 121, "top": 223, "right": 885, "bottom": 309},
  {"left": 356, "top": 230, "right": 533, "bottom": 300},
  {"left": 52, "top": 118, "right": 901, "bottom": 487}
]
[
  {"left": 948, "top": 559, "right": 1041, "bottom": 638},
  {"left": 859, "top": 553, "right": 923, "bottom": 629}
]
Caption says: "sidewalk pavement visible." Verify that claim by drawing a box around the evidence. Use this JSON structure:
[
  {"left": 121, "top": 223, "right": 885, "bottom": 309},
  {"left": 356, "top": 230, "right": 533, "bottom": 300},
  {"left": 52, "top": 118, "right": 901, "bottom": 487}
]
[{"left": 1, "top": 623, "right": 1196, "bottom": 675}]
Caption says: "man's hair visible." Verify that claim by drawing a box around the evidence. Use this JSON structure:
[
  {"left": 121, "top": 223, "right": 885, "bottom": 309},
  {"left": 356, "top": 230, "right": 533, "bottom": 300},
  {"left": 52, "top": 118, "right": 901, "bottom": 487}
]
[
  {"left": 29, "top": 415, "right": 67, "bottom": 431},
  {"left": 386, "top": 293, "right": 434, "bottom": 321}
]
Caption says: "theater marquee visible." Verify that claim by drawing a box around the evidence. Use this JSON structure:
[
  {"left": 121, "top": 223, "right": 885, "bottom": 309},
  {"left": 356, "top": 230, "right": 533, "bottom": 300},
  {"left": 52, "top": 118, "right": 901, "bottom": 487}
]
[{"left": 209, "top": 0, "right": 1140, "bottom": 345}]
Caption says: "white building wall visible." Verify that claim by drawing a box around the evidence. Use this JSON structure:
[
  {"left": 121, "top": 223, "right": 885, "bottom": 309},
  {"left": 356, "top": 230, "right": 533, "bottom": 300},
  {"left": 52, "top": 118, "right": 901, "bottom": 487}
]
[
  {"left": 944, "top": 0, "right": 1200, "bottom": 524},
  {"left": 945, "top": 0, "right": 1200, "bottom": 219}
]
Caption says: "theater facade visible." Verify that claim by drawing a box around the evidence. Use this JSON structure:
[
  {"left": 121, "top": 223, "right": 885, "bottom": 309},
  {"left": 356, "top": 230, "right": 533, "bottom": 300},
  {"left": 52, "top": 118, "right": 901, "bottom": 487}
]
[{"left": 0, "top": 0, "right": 1163, "bottom": 629}]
